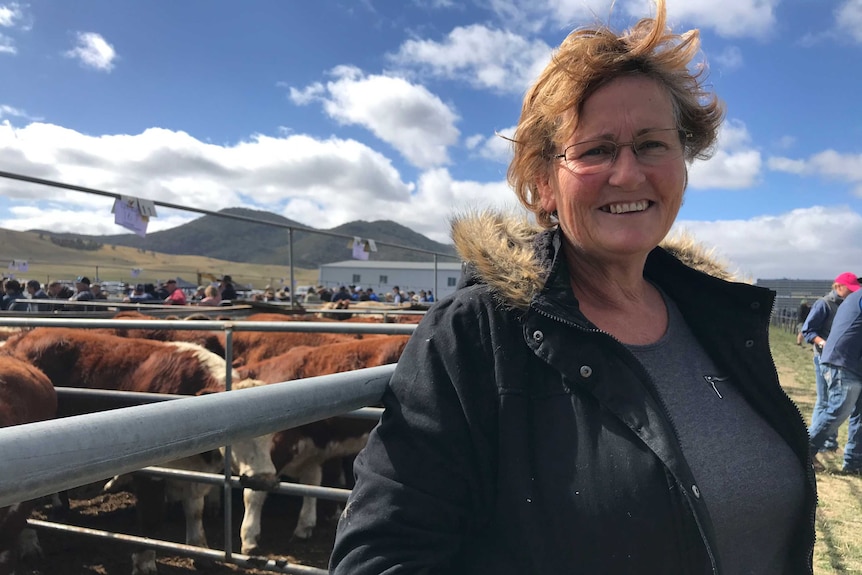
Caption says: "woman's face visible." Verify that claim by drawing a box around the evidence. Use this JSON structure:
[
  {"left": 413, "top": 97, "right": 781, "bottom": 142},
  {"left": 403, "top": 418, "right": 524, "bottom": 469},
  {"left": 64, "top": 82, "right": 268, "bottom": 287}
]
[{"left": 537, "top": 75, "right": 686, "bottom": 263}]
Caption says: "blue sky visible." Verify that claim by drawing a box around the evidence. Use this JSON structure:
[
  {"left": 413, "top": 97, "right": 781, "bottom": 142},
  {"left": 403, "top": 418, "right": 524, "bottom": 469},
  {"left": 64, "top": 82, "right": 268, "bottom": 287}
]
[{"left": 0, "top": 0, "right": 860, "bottom": 281}]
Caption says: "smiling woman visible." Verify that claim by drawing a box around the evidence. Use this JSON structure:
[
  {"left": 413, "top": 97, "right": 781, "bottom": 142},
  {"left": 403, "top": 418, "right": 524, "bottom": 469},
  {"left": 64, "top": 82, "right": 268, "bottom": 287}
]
[{"left": 329, "top": 0, "right": 817, "bottom": 573}]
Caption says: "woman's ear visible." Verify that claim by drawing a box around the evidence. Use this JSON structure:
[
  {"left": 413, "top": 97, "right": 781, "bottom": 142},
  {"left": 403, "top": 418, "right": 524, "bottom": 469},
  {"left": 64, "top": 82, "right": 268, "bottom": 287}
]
[{"left": 535, "top": 171, "right": 557, "bottom": 215}]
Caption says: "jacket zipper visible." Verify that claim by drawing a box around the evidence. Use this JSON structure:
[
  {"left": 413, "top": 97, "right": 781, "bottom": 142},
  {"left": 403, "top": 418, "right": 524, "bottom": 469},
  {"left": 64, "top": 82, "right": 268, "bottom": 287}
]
[
  {"left": 532, "top": 306, "right": 721, "bottom": 575},
  {"left": 766, "top": 299, "right": 818, "bottom": 575}
]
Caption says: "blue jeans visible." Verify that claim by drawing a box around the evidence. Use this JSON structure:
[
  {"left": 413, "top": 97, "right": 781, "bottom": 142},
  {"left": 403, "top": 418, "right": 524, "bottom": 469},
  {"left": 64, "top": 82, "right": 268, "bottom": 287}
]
[
  {"left": 812, "top": 353, "right": 839, "bottom": 451},
  {"left": 809, "top": 364, "right": 862, "bottom": 469}
]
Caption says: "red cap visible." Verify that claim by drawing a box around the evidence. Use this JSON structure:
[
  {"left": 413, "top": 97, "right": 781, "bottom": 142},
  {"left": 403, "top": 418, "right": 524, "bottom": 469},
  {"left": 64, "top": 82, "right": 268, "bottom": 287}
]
[{"left": 834, "top": 272, "right": 861, "bottom": 292}]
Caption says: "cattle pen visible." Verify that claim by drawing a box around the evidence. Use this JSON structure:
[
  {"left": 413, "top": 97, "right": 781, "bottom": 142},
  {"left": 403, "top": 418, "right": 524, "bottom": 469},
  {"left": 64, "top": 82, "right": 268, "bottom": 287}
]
[{"left": 0, "top": 314, "right": 419, "bottom": 574}]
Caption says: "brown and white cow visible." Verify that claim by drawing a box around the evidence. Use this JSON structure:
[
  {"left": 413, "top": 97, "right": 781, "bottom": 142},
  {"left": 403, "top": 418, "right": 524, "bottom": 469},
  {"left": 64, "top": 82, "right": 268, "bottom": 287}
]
[
  {"left": 237, "top": 335, "right": 410, "bottom": 544},
  {"left": 0, "top": 356, "right": 57, "bottom": 575},
  {"left": 98, "top": 311, "right": 227, "bottom": 357},
  {"left": 2, "top": 328, "right": 277, "bottom": 570}
]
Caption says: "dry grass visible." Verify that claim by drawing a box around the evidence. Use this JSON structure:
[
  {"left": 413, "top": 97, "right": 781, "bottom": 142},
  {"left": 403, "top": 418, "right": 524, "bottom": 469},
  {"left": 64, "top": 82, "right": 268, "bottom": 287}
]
[
  {"left": 0, "top": 228, "right": 318, "bottom": 290},
  {"left": 771, "top": 327, "right": 862, "bottom": 574}
]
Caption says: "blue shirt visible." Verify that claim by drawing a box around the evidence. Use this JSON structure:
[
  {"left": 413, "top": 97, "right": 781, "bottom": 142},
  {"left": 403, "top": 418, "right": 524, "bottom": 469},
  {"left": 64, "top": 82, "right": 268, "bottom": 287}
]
[{"left": 821, "top": 289, "right": 862, "bottom": 377}]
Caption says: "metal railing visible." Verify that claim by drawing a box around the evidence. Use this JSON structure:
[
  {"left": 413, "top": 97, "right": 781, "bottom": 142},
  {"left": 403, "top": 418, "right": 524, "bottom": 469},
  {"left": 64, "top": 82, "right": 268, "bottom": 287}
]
[{"left": 0, "top": 314, "right": 415, "bottom": 573}]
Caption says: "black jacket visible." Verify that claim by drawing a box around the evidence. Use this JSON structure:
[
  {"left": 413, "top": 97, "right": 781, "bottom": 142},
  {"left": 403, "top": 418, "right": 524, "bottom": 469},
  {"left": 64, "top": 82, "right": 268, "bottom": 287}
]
[{"left": 330, "top": 215, "right": 816, "bottom": 574}]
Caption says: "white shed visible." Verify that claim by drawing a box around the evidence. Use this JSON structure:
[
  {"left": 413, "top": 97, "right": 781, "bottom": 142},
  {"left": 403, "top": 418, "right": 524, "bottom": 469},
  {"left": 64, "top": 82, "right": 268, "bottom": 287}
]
[{"left": 318, "top": 260, "right": 464, "bottom": 301}]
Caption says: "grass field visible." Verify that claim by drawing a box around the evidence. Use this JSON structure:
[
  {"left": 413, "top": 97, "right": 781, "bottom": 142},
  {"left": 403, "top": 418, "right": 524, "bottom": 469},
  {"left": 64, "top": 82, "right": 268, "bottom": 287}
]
[{"left": 771, "top": 326, "right": 862, "bottom": 574}]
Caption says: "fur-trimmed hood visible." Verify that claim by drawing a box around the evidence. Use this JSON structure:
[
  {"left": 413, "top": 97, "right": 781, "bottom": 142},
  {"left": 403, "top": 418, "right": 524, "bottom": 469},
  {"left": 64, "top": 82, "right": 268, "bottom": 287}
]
[{"left": 450, "top": 210, "right": 737, "bottom": 311}]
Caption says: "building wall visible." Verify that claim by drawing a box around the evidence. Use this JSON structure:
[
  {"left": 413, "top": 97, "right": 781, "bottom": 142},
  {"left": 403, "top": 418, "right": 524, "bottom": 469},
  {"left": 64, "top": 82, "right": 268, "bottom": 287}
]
[
  {"left": 754, "top": 278, "right": 834, "bottom": 318},
  {"left": 318, "top": 263, "right": 463, "bottom": 300}
]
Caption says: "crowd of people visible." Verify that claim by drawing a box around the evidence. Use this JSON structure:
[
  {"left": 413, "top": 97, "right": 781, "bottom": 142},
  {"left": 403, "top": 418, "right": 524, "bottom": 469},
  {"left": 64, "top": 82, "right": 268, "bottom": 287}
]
[
  {"left": 1, "top": 273, "right": 440, "bottom": 312},
  {"left": 0, "top": 274, "right": 242, "bottom": 311},
  {"left": 308, "top": 284, "right": 434, "bottom": 305}
]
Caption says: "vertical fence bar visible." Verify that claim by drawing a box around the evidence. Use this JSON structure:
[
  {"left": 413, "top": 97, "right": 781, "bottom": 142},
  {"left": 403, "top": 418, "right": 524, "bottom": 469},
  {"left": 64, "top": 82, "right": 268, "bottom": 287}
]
[
  {"left": 433, "top": 255, "right": 438, "bottom": 304},
  {"left": 289, "top": 228, "right": 296, "bottom": 310},
  {"left": 223, "top": 325, "right": 234, "bottom": 560}
]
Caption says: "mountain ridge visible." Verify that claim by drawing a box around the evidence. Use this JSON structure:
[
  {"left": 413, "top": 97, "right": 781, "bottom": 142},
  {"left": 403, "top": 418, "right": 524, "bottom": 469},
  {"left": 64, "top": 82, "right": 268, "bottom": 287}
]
[{"left": 29, "top": 207, "right": 458, "bottom": 269}]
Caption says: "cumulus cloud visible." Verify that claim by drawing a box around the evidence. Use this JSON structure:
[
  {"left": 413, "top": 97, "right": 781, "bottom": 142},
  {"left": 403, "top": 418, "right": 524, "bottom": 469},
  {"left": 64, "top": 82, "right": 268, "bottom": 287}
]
[
  {"left": 0, "top": 104, "right": 39, "bottom": 122},
  {"left": 485, "top": 0, "right": 778, "bottom": 39},
  {"left": 0, "top": 204, "right": 194, "bottom": 235},
  {"left": 769, "top": 149, "right": 862, "bottom": 196},
  {"left": 289, "top": 65, "right": 460, "bottom": 169},
  {"left": 464, "top": 126, "right": 515, "bottom": 163},
  {"left": 64, "top": 32, "right": 117, "bottom": 72},
  {"left": 711, "top": 46, "right": 743, "bottom": 72},
  {"left": 836, "top": 0, "right": 862, "bottom": 43},
  {"left": 405, "top": 168, "right": 524, "bottom": 242},
  {"left": 389, "top": 24, "right": 552, "bottom": 94},
  {"left": 675, "top": 205, "right": 862, "bottom": 280},
  {"left": 0, "top": 121, "right": 414, "bottom": 234},
  {"left": 0, "top": 2, "right": 28, "bottom": 54},
  {"left": 688, "top": 119, "right": 762, "bottom": 189},
  {"left": 0, "top": 3, "right": 25, "bottom": 27}
]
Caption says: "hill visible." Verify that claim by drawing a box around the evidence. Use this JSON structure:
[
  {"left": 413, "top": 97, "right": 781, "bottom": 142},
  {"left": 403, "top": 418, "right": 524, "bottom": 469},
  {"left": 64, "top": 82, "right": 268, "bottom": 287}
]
[{"left": 33, "top": 207, "right": 458, "bottom": 269}]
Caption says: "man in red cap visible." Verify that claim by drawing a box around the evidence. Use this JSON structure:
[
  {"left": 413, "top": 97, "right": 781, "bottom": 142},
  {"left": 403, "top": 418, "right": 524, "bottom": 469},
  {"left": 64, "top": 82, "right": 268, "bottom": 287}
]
[
  {"left": 809, "top": 275, "right": 862, "bottom": 472},
  {"left": 803, "top": 272, "right": 861, "bottom": 461}
]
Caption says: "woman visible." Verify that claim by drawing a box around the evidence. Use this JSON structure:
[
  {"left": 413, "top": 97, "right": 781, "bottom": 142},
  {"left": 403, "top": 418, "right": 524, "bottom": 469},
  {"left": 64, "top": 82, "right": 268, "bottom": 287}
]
[
  {"left": 330, "top": 1, "right": 815, "bottom": 573},
  {"left": 199, "top": 285, "right": 221, "bottom": 306}
]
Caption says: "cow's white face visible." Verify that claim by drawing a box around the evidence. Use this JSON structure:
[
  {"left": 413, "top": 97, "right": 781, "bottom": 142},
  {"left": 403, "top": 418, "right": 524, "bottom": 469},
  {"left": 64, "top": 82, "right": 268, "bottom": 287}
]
[{"left": 228, "top": 432, "right": 278, "bottom": 488}]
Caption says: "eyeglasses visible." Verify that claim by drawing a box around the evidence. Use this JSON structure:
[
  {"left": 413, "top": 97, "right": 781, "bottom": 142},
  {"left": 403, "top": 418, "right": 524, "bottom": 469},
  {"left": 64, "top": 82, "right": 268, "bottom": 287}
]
[{"left": 553, "top": 128, "right": 689, "bottom": 174}]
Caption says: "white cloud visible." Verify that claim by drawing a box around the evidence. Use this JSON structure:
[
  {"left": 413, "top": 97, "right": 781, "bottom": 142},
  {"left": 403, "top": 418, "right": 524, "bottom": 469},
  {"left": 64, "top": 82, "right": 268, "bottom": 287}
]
[
  {"left": 0, "top": 205, "right": 194, "bottom": 235},
  {"left": 464, "top": 126, "right": 515, "bottom": 163},
  {"left": 0, "top": 33, "right": 13, "bottom": 54},
  {"left": 0, "top": 121, "right": 415, "bottom": 233},
  {"left": 0, "top": 3, "right": 23, "bottom": 27},
  {"left": 0, "top": 104, "right": 39, "bottom": 122},
  {"left": 405, "top": 168, "right": 524, "bottom": 242},
  {"left": 286, "top": 82, "right": 325, "bottom": 105},
  {"left": 64, "top": 32, "right": 117, "bottom": 72},
  {"left": 290, "top": 66, "right": 460, "bottom": 169},
  {"left": 688, "top": 119, "right": 762, "bottom": 189},
  {"left": 769, "top": 149, "right": 862, "bottom": 196},
  {"left": 675, "top": 205, "right": 862, "bottom": 280},
  {"left": 485, "top": 0, "right": 778, "bottom": 39},
  {"left": 836, "top": 0, "right": 862, "bottom": 43},
  {"left": 711, "top": 46, "right": 743, "bottom": 72},
  {"left": 659, "top": 0, "right": 779, "bottom": 38},
  {"left": 389, "top": 24, "right": 552, "bottom": 94}
]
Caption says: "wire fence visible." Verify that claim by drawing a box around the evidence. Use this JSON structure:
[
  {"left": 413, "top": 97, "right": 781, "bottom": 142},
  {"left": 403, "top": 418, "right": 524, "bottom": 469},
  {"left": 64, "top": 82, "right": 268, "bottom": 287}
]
[{"left": 0, "top": 169, "right": 462, "bottom": 295}]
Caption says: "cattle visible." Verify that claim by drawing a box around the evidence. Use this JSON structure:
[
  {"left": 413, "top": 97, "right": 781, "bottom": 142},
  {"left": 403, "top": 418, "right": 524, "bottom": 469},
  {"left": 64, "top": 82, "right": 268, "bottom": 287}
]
[
  {"left": 97, "top": 311, "right": 226, "bottom": 358},
  {"left": 2, "top": 328, "right": 277, "bottom": 570},
  {"left": 237, "top": 335, "right": 410, "bottom": 544},
  {"left": 228, "top": 327, "right": 358, "bottom": 366},
  {"left": 0, "top": 356, "right": 57, "bottom": 575}
]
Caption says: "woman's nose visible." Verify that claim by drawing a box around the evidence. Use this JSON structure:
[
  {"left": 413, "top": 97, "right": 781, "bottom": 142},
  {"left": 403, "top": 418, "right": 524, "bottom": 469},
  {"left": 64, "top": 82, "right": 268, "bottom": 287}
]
[{"left": 607, "top": 145, "right": 646, "bottom": 188}]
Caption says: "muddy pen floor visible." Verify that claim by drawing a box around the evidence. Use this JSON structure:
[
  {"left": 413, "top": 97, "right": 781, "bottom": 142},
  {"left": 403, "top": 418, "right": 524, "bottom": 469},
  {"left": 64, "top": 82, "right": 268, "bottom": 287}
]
[{"left": 20, "top": 480, "right": 337, "bottom": 574}]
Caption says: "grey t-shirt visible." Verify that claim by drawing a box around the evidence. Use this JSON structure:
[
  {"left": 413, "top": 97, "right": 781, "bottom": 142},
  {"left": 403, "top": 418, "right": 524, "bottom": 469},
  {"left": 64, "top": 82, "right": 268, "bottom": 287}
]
[{"left": 626, "top": 292, "right": 805, "bottom": 574}]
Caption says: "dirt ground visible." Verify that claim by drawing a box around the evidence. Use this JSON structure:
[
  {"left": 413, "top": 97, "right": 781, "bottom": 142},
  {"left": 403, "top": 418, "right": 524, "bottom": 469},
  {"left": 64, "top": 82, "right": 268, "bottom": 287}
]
[{"left": 18, "top": 481, "right": 338, "bottom": 575}]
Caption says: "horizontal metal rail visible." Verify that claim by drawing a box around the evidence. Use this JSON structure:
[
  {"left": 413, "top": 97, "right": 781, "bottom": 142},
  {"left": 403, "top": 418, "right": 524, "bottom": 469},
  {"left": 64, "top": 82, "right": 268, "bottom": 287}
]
[
  {"left": 27, "top": 519, "right": 327, "bottom": 575},
  {"left": 137, "top": 466, "right": 352, "bottom": 501},
  {"left": 54, "top": 386, "right": 384, "bottom": 421},
  {"left": 0, "top": 364, "right": 394, "bottom": 508},
  {"left": 0, "top": 316, "right": 416, "bottom": 334}
]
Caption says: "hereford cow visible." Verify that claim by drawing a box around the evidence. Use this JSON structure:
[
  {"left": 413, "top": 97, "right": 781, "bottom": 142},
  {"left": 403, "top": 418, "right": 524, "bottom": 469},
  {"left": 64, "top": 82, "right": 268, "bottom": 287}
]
[
  {"left": 2, "top": 328, "right": 277, "bottom": 570},
  {"left": 229, "top": 328, "right": 358, "bottom": 366},
  {"left": 96, "top": 311, "right": 226, "bottom": 357},
  {"left": 236, "top": 335, "right": 410, "bottom": 546},
  {"left": 0, "top": 356, "right": 57, "bottom": 575}
]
